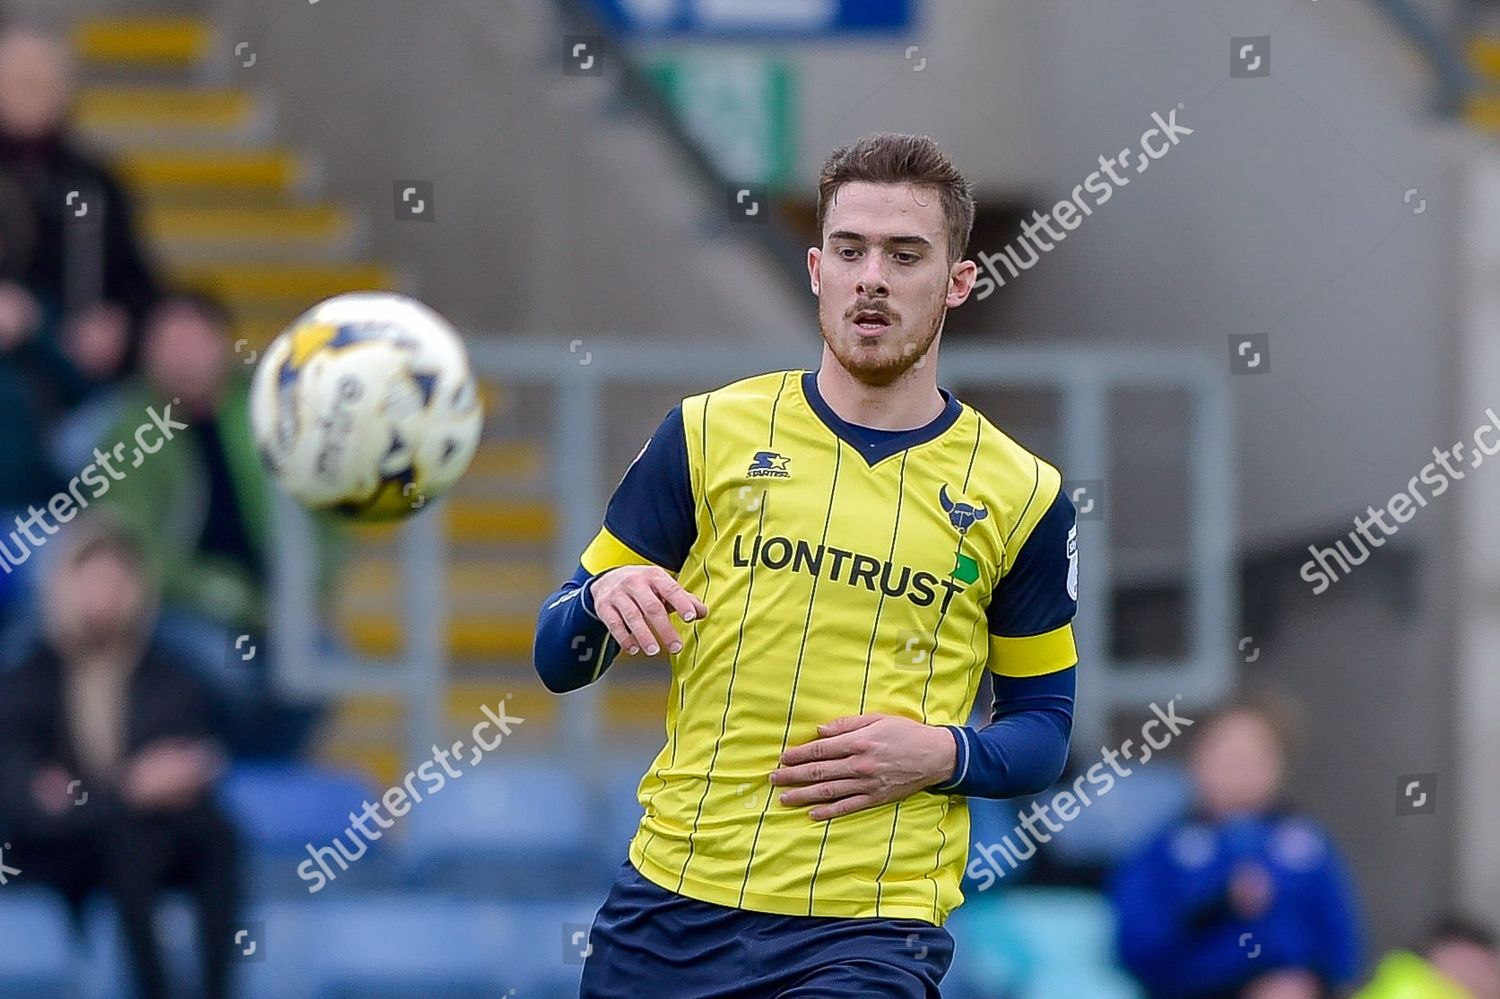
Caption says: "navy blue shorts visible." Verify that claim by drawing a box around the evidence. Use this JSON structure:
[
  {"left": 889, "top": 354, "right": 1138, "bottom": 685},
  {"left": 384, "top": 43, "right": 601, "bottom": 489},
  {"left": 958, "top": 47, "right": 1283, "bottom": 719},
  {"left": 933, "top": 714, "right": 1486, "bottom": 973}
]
[{"left": 579, "top": 861, "right": 954, "bottom": 998}]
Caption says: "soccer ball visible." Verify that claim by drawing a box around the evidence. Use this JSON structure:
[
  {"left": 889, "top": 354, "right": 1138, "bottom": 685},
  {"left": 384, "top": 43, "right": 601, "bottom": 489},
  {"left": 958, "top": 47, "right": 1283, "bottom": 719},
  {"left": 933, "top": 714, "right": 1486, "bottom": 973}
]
[{"left": 249, "top": 292, "right": 483, "bottom": 522}]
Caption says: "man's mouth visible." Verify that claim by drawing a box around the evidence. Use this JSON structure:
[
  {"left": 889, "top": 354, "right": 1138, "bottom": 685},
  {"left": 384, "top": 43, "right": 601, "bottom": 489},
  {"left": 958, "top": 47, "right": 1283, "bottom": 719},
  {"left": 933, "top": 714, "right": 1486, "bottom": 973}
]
[{"left": 852, "top": 310, "right": 892, "bottom": 333}]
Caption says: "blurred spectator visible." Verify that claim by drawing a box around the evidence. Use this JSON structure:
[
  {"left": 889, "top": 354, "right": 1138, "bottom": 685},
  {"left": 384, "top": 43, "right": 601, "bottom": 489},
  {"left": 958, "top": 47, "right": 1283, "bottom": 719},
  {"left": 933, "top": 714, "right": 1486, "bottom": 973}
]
[
  {"left": 1424, "top": 917, "right": 1500, "bottom": 999},
  {"left": 0, "top": 509, "right": 240, "bottom": 999},
  {"left": 1355, "top": 916, "right": 1500, "bottom": 999},
  {"left": 0, "top": 166, "right": 105, "bottom": 621},
  {"left": 96, "top": 291, "right": 345, "bottom": 756},
  {"left": 1111, "top": 700, "right": 1364, "bottom": 998},
  {"left": 0, "top": 23, "right": 160, "bottom": 382}
]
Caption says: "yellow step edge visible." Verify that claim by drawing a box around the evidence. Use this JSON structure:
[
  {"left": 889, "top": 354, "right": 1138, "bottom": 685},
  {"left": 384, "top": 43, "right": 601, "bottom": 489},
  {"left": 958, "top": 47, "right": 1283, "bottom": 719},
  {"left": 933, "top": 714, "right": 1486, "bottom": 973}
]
[
  {"left": 347, "top": 499, "right": 555, "bottom": 543},
  {"left": 76, "top": 88, "right": 255, "bottom": 129},
  {"left": 120, "top": 150, "right": 301, "bottom": 193},
  {"left": 325, "top": 687, "right": 560, "bottom": 728},
  {"left": 446, "top": 500, "right": 556, "bottom": 542},
  {"left": 337, "top": 561, "right": 554, "bottom": 602},
  {"left": 144, "top": 204, "right": 349, "bottom": 241},
  {"left": 466, "top": 442, "right": 542, "bottom": 479},
  {"left": 1464, "top": 94, "right": 1500, "bottom": 131},
  {"left": 75, "top": 17, "right": 211, "bottom": 68},
  {"left": 1470, "top": 37, "right": 1500, "bottom": 80},
  {"left": 314, "top": 744, "right": 401, "bottom": 790},
  {"left": 341, "top": 614, "right": 537, "bottom": 659},
  {"left": 171, "top": 263, "right": 393, "bottom": 301}
]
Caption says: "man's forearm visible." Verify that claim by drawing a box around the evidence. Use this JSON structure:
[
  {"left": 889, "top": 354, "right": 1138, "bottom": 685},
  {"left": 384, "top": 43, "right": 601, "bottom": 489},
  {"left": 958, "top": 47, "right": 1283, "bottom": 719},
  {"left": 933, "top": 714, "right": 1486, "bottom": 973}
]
[
  {"left": 532, "top": 565, "right": 619, "bottom": 692},
  {"left": 930, "top": 667, "right": 1075, "bottom": 798}
]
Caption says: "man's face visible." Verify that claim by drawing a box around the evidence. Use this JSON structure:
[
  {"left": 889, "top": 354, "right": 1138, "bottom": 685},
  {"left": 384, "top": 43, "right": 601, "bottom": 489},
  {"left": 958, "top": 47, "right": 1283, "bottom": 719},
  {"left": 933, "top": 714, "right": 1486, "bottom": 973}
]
[
  {"left": 809, "top": 181, "right": 976, "bottom": 387},
  {"left": 55, "top": 548, "right": 148, "bottom": 652},
  {"left": 143, "top": 305, "right": 230, "bottom": 409},
  {"left": 0, "top": 33, "right": 72, "bottom": 141},
  {"left": 1190, "top": 712, "right": 1286, "bottom": 819}
]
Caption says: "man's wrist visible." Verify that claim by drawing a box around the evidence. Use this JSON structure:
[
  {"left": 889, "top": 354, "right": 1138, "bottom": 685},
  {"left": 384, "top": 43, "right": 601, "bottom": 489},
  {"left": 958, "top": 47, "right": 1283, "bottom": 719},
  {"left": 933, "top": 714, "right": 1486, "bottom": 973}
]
[
  {"left": 929, "top": 724, "right": 969, "bottom": 793},
  {"left": 579, "top": 569, "right": 611, "bottom": 620}
]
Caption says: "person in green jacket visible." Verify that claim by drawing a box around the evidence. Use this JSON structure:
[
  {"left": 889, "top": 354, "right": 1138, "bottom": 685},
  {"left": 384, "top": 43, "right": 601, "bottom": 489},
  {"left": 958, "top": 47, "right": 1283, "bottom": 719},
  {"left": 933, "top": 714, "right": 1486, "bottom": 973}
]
[{"left": 95, "top": 291, "right": 347, "bottom": 755}]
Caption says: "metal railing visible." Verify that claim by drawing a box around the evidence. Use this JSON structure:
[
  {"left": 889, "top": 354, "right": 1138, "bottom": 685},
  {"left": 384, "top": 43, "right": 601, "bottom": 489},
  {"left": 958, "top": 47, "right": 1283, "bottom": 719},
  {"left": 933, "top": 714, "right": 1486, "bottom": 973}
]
[{"left": 270, "top": 340, "right": 1236, "bottom": 768}]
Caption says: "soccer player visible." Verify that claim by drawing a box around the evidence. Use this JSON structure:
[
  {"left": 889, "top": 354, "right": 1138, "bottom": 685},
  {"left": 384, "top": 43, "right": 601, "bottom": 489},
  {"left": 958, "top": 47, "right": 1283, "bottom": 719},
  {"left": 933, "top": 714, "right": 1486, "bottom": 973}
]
[{"left": 534, "top": 133, "right": 1079, "bottom": 998}]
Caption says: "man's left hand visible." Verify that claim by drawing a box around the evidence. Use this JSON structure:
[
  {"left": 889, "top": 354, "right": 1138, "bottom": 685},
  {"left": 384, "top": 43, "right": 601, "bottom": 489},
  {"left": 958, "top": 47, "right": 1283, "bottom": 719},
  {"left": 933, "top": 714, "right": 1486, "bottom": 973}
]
[{"left": 771, "top": 713, "right": 956, "bottom": 821}]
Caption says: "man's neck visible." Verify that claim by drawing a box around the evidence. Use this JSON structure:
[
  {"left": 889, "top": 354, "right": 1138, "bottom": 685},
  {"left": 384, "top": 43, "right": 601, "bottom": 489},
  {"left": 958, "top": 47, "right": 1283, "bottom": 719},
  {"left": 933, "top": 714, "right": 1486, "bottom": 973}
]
[{"left": 815, "top": 350, "right": 945, "bottom": 431}]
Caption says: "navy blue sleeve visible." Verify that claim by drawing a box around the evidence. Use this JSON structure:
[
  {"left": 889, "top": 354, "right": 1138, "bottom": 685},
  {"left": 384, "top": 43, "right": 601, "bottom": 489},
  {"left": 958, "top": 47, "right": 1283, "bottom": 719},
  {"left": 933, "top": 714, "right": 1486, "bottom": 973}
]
[
  {"left": 599, "top": 404, "right": 696, "bottom": 572},
  {"left": 533, "top": 406, "right": 694, "bottom": 693},
  {"left": 987, "top": 486, "right": 1078, "bottom": 640},
  {"left": 532, "top": 563, "right": 622, "bottom": 693},
  {"left": 932, "top": 487, "right": 1078, "bottom": 798},
  {"left": 932, "top": 667, "right": 1074, "bottom": 798}
]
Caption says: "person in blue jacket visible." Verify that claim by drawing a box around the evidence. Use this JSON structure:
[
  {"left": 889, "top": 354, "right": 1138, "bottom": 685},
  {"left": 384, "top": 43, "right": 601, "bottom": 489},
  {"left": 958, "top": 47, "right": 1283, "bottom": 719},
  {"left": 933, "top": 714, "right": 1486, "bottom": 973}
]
[{"left": 1111, "top": 699, "right": 1364, "bottom": 999}]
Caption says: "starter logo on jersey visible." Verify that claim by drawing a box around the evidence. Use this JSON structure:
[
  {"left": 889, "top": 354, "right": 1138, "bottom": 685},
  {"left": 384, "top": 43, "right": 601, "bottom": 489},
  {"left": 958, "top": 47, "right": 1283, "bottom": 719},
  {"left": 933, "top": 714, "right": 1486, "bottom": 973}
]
[
  {"left": 939, "top": 484, "right": 988, "bottom": 534},
  {"left": 747, "top": 451, "right": 791, "bottom": 479}
]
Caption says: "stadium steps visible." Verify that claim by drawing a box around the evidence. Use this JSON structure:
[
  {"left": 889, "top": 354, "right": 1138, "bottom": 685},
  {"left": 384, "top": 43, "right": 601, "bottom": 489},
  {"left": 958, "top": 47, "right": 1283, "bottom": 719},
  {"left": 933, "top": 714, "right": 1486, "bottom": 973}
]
[
  {"left": 141, "top": 203, "right": 366, "bottom": 264},
  {"left": 1466, "top": 36, "right": 1500, "bottom": 129},
  {"left": 115, "top": 148, "right": 320, "bottom": 205},
  {"left": 73, "top": 15, "right": 211, "bottom": 72},
  {"left": 70, "top": 13, "right": 664, "bottom": 791},
  {"left": 75, "top": 85, "right": 272, "bottom": 145}
]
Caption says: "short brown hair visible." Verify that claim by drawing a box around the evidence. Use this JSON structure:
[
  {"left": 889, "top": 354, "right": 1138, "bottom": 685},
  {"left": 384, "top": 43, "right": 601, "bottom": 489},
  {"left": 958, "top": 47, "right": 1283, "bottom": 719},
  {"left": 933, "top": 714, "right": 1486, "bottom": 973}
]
[{"left": 816, "top": 133, "right": 975, "bottom": 263}]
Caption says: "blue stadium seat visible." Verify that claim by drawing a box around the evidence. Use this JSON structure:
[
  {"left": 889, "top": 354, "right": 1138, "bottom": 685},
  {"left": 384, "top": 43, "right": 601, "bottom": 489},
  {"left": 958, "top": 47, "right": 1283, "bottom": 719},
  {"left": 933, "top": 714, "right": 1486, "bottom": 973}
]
[
  {"left": 944, "top": 898, "right": 1033, "bottom": 998},
  {"left": 1041, "top": 763, "right": 1193, "bottom": 870},
  {"left": 947, "top": 888, "right": 1136, "bottom": 998},
  {"left": 494, "top": 898, "right": 598, "bottom": 998},
  {"left": 218, "top": 762, "right": 396, "bottom": 896},
  {"left": 598, "top": 746, "right": 663, "bottom": 866},
  {"left": 81, "top": 893, "right": 200, "bottom": 999},
  {"left": 997, "top": 888, "right": 1119, "bottom": 970},
  {"left": 236, "top": 896, "right": 518, "bottom": 999},
  {"left": 219, "top": 762, "right": 381, "bottom": 850},
  {"left": 404, "top": 759, "right": 604, "bottom": 897},
  {"left": 1021, "top": 967, "right": 1144, "bottom": 999},
  {"left": 0, "top": 889, "right": 82, "bottom": 998}
]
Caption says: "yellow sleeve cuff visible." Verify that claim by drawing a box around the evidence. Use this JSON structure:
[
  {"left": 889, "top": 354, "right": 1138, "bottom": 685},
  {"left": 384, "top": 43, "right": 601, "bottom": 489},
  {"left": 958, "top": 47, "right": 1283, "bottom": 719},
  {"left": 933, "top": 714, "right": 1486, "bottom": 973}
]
[
  {"left": 580, "top": 526, "right": 657, "bottom": 575},
  {"left": 987, "top": 623, "right": 1077, "bottom": 677}
]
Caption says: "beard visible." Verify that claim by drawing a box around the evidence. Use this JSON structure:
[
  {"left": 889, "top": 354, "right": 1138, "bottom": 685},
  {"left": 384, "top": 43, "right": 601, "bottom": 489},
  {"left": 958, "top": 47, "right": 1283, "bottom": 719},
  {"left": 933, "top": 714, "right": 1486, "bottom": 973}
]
[{"left": 818, "top": 292, "right": 947, "bottom": 388}]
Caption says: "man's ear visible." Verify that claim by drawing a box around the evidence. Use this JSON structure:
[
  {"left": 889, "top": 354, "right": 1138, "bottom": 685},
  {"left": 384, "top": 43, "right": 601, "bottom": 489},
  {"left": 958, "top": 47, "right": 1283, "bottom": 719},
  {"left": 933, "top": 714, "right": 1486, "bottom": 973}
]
[
  {"left": 807, "top": 246, "right": 822, "bottom": 296},
  {"left": 946, "top": 258, "right": 978, "bottom": 309}
]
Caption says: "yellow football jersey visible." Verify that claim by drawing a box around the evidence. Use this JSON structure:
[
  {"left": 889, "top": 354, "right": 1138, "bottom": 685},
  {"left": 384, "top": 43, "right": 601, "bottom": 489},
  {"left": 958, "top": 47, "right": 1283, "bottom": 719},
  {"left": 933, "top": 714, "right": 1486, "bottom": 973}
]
[{"left": 578, "top": 369, "right": 1077, "bottom": 925}]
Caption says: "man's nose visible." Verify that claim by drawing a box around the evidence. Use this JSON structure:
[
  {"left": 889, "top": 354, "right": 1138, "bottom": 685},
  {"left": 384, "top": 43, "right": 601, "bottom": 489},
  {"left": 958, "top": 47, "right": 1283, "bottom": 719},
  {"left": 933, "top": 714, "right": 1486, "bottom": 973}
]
[{"left": 856, "top": 258, "right": 890, "bottom": 298}]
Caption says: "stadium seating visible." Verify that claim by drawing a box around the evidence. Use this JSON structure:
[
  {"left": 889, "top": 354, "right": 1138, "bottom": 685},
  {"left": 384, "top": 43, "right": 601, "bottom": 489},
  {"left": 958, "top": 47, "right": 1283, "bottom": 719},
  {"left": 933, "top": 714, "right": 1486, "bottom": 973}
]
[
  {"left": 218, "top": 761, "right": 398, "bottom": 897},
  {"left": 1039, "top": 763, "right": 1194, "bottom": 871},
  {"left": 944, "top": 888, "right": 1142, "bottom": 999},
  {"left": 81, "top": 894, "right": 200, "bottom": 999},
  {"left": 0, "top": 889, "right": 83, "bottom": 998},
  {"left": 232, "top": 896, "right": 592, "bottom": 999},
  {"left": 402, "top": 759, "right": 607, "bottom": 898}
]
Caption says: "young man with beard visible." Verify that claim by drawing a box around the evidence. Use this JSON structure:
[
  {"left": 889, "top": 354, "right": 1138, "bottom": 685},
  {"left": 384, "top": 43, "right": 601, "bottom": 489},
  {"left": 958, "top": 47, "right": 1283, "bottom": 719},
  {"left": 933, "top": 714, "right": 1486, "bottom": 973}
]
[
  {"left": 0, "top": 511, "right": 241, "bottom": 999},
  {"left": 534, "top": 133, "right": 1080, "bottom": 997}
]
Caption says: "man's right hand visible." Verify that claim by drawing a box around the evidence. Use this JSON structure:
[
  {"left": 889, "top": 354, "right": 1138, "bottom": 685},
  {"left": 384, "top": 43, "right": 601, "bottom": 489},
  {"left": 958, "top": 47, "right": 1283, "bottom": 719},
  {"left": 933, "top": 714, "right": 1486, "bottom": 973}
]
[{"left": 589, "top": 565, "right": 708, "bottom": 657}]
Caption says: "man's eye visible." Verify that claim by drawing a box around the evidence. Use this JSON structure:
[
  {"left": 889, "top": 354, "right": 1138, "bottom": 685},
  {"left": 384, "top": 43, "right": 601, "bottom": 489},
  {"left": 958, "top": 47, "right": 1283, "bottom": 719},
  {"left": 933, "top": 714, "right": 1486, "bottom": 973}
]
[
  {"left": 838, "top": 247, "right": 861, "bottom": 259},
  {"left": 894, "top": 252, "right": 919, "bottom": 264}
]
